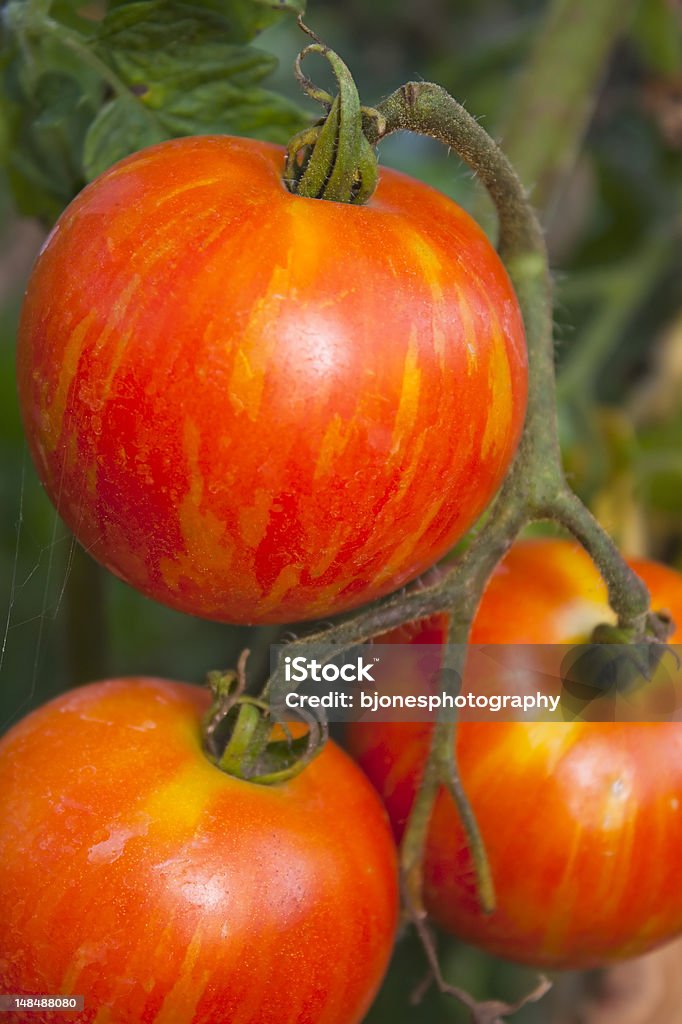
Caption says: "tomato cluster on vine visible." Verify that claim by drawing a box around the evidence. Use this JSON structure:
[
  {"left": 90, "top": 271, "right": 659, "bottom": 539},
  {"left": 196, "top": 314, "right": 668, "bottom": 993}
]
[{"left": 4, "top": 36, "right": 680, "bottom": 1021}]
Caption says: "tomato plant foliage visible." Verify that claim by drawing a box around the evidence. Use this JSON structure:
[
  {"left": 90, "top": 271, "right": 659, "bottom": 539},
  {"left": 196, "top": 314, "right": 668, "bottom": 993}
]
[
  {"left": 347, "top": 539, "right": 682, "bottom": 970},
  {"left": 0, "top": 678, "right": 398, "bottom": 1024},
  {"left": 0, "top": 0, "right": 308, "bottom": 219}
]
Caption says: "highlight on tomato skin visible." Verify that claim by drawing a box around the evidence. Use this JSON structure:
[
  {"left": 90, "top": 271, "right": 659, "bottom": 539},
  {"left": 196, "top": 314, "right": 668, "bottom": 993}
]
[
  {"left": 346, "top": 538, "right": 682, "bottom": 971},
  {"left": 17, "top": 134, "right": 527, "bottom": 626},
  {"left": 0, "top": 677, "right": 399, "bottom": 1024}
]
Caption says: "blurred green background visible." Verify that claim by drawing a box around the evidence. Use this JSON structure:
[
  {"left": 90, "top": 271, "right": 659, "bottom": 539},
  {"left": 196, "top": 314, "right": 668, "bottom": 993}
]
[{"left": 1, "top": 0, "right": 681, "bottom": 1019}]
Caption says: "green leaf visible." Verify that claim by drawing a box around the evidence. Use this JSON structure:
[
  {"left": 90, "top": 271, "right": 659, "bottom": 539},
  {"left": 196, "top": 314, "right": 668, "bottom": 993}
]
[
  {"left": 221, "top": 0, "right": 306, "bottom": 38},
  {"left": 1, "top": 0, "right": 103, "bottom": 215},
  {"left": 3, "top": 0, "right": 309, "bottom": 205},
  {"left": 83, "top": 98, "right": 166, "bottom": 180},
  {"left": 106, "top": 0, "right": 305, "bottom": 41},
  {"left": 157, "top": 82, "right": 307, "bottom": 142},
  {"left": 81, "top": 0, "right": 308, "bottom": 174},
  {"left": 4, "top": 71, "right": 96, "bottom": 219},
  {"left": 95, "top": 2, "right": 280, "bottom": 88}
]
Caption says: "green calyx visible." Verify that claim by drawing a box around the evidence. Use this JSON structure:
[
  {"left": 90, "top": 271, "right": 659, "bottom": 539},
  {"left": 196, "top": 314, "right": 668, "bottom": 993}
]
[
  {"left": 284, "top": 19, "right": 385, "bottom": 204},
  {"left": 591, "top": 608, "right": 674, "bottom": 646},
  {"left": 202, "top": 660, "right": 327, "bottom": 785}
]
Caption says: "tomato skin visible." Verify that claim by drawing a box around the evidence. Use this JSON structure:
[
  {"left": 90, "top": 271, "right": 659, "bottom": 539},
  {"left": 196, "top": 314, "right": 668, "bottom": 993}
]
[
  {"left": 346, "top": 539, "right": 682, "bottom": 969},
  {"left": 0, "top": 679, "right": 398, "bottom": 1024},
  {"left": 17, "top": 135, "right": 527, "bottom": 624}
]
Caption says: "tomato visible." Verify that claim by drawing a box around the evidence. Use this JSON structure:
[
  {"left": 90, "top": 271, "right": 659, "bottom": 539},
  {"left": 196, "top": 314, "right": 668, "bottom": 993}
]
[
  {"left": 0, "top": 678, "right": 398, "bottom": 1023},
  {"left": 17, "top": 135, "right": 527, "bottom": 624},
  {"left": 346, "top": 538, "right": 682, "bottom": 969}
]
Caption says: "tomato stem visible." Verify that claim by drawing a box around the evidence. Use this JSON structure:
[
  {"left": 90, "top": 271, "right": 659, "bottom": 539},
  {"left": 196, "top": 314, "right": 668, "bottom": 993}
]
[
  {"left": 202, "top": 664, "right": 329, "bottom": 786},
  {"left": 283, "top": 19, "right": 383, "bottom": 204},
  {"left": 216, "top": 701, "right": 267, "bottom": 777},
  {"left": 400, "top": 880, "right": 551, "bottom": 1022}
]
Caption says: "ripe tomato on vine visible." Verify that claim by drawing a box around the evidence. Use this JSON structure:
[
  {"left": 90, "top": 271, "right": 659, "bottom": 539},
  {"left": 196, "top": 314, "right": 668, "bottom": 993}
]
[
  {"left": 17, "top": 135, "right": 527, "bottom": 625},
  {"left": 347, "top": 539, "right": 682, "bottom": 969},
  {"left": 0, "top": 677, "right": 399, "bottom": 1024}
]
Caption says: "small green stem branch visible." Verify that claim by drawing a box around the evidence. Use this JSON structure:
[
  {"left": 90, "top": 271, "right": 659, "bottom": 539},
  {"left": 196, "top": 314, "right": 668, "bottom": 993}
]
[
  {"left": 550, "top": 489, "right": 650, "bottom": 631},
  {"left": 369, "top": 88, "right": 670, "bottom": 921},
  {"left": 405, "top": 899, "right": 551, "bottom": 1024}
]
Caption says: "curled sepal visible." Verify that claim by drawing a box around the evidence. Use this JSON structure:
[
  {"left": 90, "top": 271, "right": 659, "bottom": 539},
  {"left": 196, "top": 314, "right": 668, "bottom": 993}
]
[
  {"left": 284, "top": 20, "right": 381, "bottom": 204},
  {"left": 202, "top": 655, "right": 328, "bottom": 785},
  {"left": 244, "top": 707, "right": 329, "bottom": 785}
]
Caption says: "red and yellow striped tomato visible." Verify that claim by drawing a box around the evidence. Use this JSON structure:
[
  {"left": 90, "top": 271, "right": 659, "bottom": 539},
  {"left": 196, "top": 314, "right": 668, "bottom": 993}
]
[
  {"left": 17, "top": 136, "right": 527, "bottom": 624},
  {"left": 346, "top": 539, "right": 682, "bottom": 969},
  {"left": 0, "top": 678, "right": 398, "bottom": 1024}
]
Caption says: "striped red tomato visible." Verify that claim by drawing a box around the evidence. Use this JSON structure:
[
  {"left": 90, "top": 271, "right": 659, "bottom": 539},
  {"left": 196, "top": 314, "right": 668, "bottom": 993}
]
[
  {"left": 17, "top": 135, "right": 527, "bottom": 624},
  {"left": 0, "top": 678, "right": 398, "bottom": 1024},
  {"left": 346, "top": 539, "right": 682, "bottom": 969}
]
